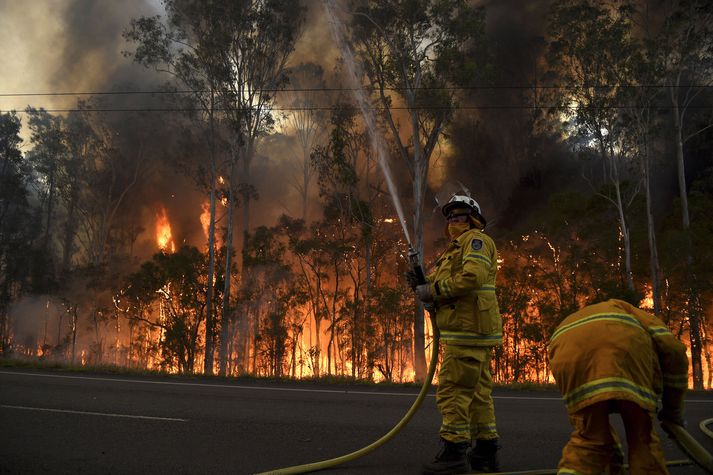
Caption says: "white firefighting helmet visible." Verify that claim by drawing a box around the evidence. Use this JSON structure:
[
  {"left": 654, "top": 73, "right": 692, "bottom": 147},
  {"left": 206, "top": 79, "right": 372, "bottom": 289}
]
[{"left": 442, "top": 194, "right": 481, "bottom": 217}]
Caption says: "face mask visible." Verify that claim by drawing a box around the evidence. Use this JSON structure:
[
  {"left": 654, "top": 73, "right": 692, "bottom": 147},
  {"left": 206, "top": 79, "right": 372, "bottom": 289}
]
[{"left": 447, "top": 223, "right": 470, "bottom": 239}]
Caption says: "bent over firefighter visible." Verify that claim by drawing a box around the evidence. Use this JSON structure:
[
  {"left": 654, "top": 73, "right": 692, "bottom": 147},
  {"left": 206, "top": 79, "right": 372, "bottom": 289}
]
[{"left": 548, "top": 299, "right": 689, "bottom": 475}]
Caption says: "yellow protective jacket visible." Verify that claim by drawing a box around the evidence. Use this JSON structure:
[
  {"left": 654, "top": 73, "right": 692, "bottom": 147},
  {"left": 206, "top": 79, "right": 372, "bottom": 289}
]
[
  {"left": 426, "top": 228, "right": 502, "bottom": 347},
  {"left": 548, "top": 299, "right": 689, "bottom": 414}
]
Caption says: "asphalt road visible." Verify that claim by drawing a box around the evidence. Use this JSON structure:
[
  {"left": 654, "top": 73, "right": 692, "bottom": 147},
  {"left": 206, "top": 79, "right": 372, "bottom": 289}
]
[{"left": 1, "top": 369, "right": 711, "bottom": 474}]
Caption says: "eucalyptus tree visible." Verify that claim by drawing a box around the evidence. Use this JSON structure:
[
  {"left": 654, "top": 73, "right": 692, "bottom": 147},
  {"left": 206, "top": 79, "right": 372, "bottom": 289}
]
[
  {"left": 547, "top": 0, "right": 641, "bottom": 295},
  {"left": 130, "top": 1, "right": 307, "bottom": 376},
  {"left": 280, "top": 215, "right": 329, "bottom": 377},
  {"left": 654, "top": 0, "right": 713, "bottom": 390},
  {"left": 58, "top": 112, "right": 89, "bottom": 276},
  {"left": 658, "top": 0, "right": 713, "bottom": 233},
  {"left": 349, "top": 0, "right": 489, "bottom": 380},
  {"left": 619, "top": 37, "right": 664, "bottom": 313},
  {"left": 222, "top": 0, "right": 305, "bottom": 233},
  {"left": 312, "top": 103, "right": 374, "bottom": 376},
  {"left": 0, "top": 113, "right": 25, "bottom": 234},
  {"left": 684, "top": 170, "right": 713, "bottom": 389},
  {"left": 0, "top": 112, "right": 34, "bottom": 354},
  {"left": 64, "top": 104, "right": 147, "bottom": 269},
  {"left": 284, "top": 62, "right": 328, "bottom": 223},
  {"left": 213, "top": 0, "right": 305, "bottom": 376},
  {"left": 241, "top": 225, "right": 305, "bottom": 377},
  {"left": 25, "top": 107, "right": 68, "bottom": 278},
  {"left": 124, "top": 0, "right": 233, "bottom": 374},
  {"left": 121, "top": 246, "right": 212, "bottom": 373}
]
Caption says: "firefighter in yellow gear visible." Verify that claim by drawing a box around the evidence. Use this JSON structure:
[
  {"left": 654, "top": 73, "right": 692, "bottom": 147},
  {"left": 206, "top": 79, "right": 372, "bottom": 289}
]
[
  {"left": 409, "top": 194, "right": 502, "bottom": 475},
  {"left": 548, "top": 299, "right": 689, "bottom": 475}
]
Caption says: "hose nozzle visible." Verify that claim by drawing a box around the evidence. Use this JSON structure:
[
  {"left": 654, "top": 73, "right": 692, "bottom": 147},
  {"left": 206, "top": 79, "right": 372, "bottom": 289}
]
[{"left": 408, "top": 246, "right": 427, "bottom": 286}]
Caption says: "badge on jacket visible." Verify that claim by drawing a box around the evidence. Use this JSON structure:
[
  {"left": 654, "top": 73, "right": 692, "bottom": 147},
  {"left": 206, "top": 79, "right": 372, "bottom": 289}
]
[{"left": 471, "top": 239, "right": 483, "bottom": 251}]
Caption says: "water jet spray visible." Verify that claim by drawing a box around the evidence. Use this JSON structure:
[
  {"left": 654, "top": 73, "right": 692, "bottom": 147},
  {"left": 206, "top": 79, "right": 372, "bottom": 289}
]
[{"left": 253, "top": 3, "right": 437, "bottom": 474}]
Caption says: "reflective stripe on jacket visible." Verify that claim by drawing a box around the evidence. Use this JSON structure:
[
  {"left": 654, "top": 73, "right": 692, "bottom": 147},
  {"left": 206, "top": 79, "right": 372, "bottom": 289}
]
[
  {"left": 548, "top": 299, "right": 689, "bottom": 413},
  {"left": 427, "top": 228, "right": 502, "bottom": 347}
]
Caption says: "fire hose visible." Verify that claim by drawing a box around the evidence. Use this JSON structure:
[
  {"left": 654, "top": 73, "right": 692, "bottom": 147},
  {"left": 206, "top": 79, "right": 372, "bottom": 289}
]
[
  {"left": 256, "top": 329, "right": 440, "bottom": 475},
  {"left": 661, "top": 419, "right": 713, "bottom": 473},
  {"left": 257, "top": 248, "right": 713, "bottom": 475},
  {"left": 256, "top": 374, "right": 712, "bottom": 475},
  {"left": 256, "top": 249, "right": 439, "bottom": 475},
  {"left": 488, "top": 420, "right": 713, "bottom": 475}
]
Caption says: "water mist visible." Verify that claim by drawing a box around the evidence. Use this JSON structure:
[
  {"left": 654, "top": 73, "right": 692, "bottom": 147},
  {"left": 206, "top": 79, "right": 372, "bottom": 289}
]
[{"left": 322, "top": 0, "right": 412, "bottom": 247}]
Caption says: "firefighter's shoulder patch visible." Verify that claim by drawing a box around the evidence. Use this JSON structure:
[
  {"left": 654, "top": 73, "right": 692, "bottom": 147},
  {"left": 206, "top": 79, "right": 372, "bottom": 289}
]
[{"left": 471, "top": 239, "right": 483, "bottom": 251}]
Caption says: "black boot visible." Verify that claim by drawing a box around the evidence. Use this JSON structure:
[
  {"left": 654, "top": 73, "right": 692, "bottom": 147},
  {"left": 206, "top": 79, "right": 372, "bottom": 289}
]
[
  {"left": 421, "top": 438, "right": 470, "bottom": 475},
  {"left": 469, "top": 438, "right": 500, "bottom": 473}
]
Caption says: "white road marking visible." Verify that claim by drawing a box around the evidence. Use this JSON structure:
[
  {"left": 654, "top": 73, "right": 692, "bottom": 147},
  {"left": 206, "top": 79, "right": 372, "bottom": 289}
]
[
  {"left": 1, "top": 370, "right": 711, "bottom": 402},
  {"left": 0, "top": 404, "right": 188, "bottom": 421}
]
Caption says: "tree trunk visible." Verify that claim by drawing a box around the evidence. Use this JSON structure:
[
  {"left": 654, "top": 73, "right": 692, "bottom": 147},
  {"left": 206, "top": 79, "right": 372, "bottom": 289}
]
[
  {"left": 598, "top": 135, "right": 635, "bottom": 293},
  {"left": 203, "top": 97, "right": 218, "bottom": 375},
  {"left": 703, "top": 320, "right": 712, "bottom": 389},
  {"left": 236, "top": 141, "right": 255, "bottom": 375},
  {"left": 313, "top": 316, "right": 322, "bottom": 377},
  {"left": 671, "top": 86, "right": 704, "bottom": 390},
  {"left": 327, "top": 260, "right": 340, "bottom": 376},
  {"left": 70, "top": 305, "right": 77, "bottom": 364},
  {"left": 44, "top": 170, "right": 55, "bottom": 252},
  {"left": 364, "top": 235, "right": 373, "bottom": 380},
  {"left": 302, "top": 138, "right": 310, "bottom": 222},
  {"left": 61, "top": 181, "right": 78, "bottom": 275},
  {"left": 241, "top": 140, "right": 255, "bottom": 265},
  {"left": 0, "top": 307, "right": 8, "bottom": 355},
  {"left": 412, "top": 156, "right": 427, "bottom": 382},
  {"left": 251, "top": 301, "right": 260, "bottom": 375},
  {"left": 92, "top": 308, "right": 102, "bottom": 364},
  {"left": 642, "top": 138, "right": 661, "bottom": 314},
  {"left": 613, "top": 180, "right": 634, "bottom": 293},
  {"left": 219, "top": 157, "right": 238, "bottom": 376}
]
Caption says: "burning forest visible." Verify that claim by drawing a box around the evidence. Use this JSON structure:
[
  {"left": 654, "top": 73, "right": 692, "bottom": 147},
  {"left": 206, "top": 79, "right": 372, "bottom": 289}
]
[{"left": 1, "top": 0, "right": 712, "bottom": 391}]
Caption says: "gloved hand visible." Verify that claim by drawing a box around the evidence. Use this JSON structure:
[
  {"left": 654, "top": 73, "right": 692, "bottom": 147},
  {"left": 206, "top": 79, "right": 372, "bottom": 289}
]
[
  {"left": 415, "top": 283, "right": 434, "bottom": 304},
  {"left": 658, "top": 387, "right": 686, "bottom": 427},
  {"left": 404, "top": 270, "right": 420, "bottom": 290}
]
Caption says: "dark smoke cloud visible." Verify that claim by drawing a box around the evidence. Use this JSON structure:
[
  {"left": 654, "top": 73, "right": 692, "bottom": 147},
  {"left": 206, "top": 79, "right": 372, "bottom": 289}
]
[
  {"left": 6, "top": 0, "right": 657, "bottom": 252},
  {"left": 444, "top": 0, "right": 579, "bottom": 237},
  {"left": 52, "top": 0, "right": 162, "bottom": 91}
]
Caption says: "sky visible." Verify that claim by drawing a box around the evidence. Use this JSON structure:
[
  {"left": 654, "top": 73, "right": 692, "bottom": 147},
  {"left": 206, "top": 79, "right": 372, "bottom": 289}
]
[
  {"left": 0, "top": 0, "right": 339, "bottom": 125},
  {"left": 0, "top": 0, "right": 358, "bottom": 249},
  {"left": 0, "top": 1, "right": 165, "bottom": 129}
]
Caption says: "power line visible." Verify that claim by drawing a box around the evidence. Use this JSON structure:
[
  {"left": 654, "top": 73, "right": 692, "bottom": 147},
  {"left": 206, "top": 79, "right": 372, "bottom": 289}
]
[
  {"left": 3, "top": 105, "right": 713, "bottom": 114},
  {"left": 1, "top": 83, "right": 713, "bottom": 97}
]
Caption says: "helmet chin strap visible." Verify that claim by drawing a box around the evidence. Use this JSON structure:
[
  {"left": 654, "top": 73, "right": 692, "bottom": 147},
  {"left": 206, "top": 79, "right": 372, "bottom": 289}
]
[{"left": 469, "top": 215, "right": 485, "bottom": 230}]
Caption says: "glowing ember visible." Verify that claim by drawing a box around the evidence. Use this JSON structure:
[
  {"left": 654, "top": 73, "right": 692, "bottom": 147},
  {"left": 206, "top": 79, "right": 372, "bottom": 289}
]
[{"left": 156, "top": 207, "right": 176, "bottom": 252}]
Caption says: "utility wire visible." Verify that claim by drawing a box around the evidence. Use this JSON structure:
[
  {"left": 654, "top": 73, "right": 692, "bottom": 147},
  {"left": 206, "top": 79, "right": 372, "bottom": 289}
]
[
  {"left": 3, "top": 105, "right": 713, "bottom": 114},
  {"left": 1, "top": 83, "right": 713, "bottom": 97}
]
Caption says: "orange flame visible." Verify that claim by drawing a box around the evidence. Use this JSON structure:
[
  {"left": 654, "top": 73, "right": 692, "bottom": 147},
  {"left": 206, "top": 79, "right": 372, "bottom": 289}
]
[
  {"left": 639, "top": 285, "right": 654, "bottom": 310},
  {"left": 200, "top": 201, "right": 223, "bottom": 248},
  {"left": 200, "top": 202, "right": 211, "bottom": 241},
  {"left": 156, "top": 207, "right": 176, "bottom": 253}
]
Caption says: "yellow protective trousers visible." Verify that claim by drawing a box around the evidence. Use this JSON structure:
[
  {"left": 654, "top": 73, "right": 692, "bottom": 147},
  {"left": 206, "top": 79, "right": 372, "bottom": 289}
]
[
  {"left": 558, "top": 400, "right": 668, "bottom": 475},
  {"left": 436, "top": 344, "right": 498, "bottom": 443}
]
